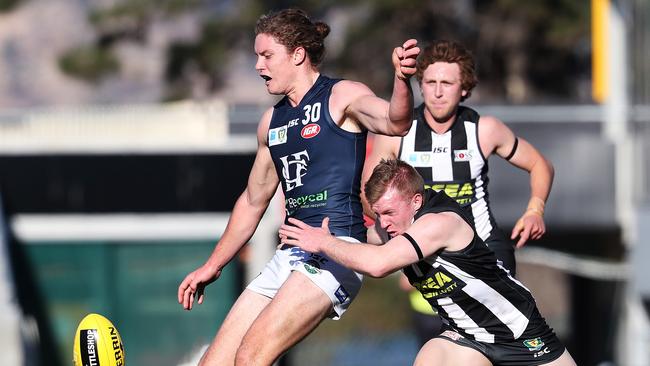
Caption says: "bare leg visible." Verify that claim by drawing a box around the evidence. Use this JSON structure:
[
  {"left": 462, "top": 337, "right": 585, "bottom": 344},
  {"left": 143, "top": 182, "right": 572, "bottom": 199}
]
[
  {"left": 198, "top": 289, "right": 272, "bottom": 366},
  {"left": 414, "top": 338, "right": 492, "bottom": 366},
  {"left": 235, "top": 271, "right": 333, "bottom": 365},
  {"left": 541, "top": 349, "right": 577, "bottom": 366}
]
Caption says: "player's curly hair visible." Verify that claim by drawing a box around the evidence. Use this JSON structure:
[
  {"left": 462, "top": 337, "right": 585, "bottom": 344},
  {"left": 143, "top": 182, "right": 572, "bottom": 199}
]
[
  {"left": 364, "top": 159, "right": 424, "bottom": 206},
  {"left": 415, "top": 40, "right": 478, "bottom": 101},
  {"left": 255, "top": 9, "right": 329, "bottom": 67}
]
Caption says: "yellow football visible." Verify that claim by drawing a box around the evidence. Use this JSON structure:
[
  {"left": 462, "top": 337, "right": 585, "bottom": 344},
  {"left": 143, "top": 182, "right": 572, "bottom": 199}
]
[{"left": 73, "top": 313, "right": 125, "bottom": 366}]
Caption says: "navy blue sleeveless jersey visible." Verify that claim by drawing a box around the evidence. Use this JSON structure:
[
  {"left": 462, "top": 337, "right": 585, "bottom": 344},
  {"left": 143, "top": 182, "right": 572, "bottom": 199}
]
[{"left": 267, "top": 75, "right": 367, "bottom": 241}]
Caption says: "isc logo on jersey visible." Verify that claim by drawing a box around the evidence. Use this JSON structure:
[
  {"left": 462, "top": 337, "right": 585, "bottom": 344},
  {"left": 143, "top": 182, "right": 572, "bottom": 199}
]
[
  {"left": 301, "top": 123, "right": 320, "bottom": 138},
  {"left": 73, "top": 313, "right": 125, "bottom": 366}
]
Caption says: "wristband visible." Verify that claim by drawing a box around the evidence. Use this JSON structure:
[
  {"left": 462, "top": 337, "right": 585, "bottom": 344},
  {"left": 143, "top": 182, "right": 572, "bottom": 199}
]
[
  {"left": 525, "top": 196, "right": 545, "bottom": 217},
  {"left": 527, "top": 196, "right": 545, "bottom": 210},
  {"left": 525, "top": 207, "right": 544, "bottom": 217}
]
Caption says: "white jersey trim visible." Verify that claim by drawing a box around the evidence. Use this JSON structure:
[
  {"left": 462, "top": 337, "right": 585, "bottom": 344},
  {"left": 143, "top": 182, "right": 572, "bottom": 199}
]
[
  {"left": 437, "top": 297, "right": 495, "bottom": 343},
  {"left": 437, "top": 257, "right": 530, "bottom": 340}
]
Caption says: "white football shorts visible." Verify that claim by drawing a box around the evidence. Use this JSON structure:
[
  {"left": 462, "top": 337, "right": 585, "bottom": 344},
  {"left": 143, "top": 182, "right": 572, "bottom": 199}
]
[{"left": 246, "top": 236, "right": 363, "bottom": 319}]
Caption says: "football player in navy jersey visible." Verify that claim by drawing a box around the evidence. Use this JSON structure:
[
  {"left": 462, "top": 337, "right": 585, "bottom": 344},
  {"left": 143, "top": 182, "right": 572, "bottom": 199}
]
[
  {"left": 178, "top": 8, "right": 420, "bottom": 365},
  {"left": 281, "top": 159, "right": 575, "bottom": 366}
]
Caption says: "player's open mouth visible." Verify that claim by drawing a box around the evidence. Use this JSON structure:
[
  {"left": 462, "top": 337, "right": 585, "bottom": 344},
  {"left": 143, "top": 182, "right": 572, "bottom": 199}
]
[{"left": 261, "top": 75, "right": 271, "bottom": 84}]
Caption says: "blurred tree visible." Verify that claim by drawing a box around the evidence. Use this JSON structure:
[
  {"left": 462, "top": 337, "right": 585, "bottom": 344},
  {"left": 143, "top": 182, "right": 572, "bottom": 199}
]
[
  {"left": 59, "top": 46, "right": 120, "bottom": 83},
  {"left": 330, "top": 0, "right": 590, "bottom": 103},
  {"left": 0, "top": 0, "right": 23, "bottom": 12},
  {"left": 58, "top": 0, "right": 203, "bottom": 90},
  {"left": 164, "top": 19, "right": 246, "bottom": 101},
  {"left": 54, "top": 0, "right": 591, "bottom": 103},
  {"left": 327, "top": 0, "right": 463, "bottom": 97},
  {"left": 89, "top": 0, "right": 201, "bottom": 43},
  {"left": 163, "top": 0, "right": 350, "bottom": 101},
  {"left": 474, "top": 0, "right": 590, "bottom": 103}
]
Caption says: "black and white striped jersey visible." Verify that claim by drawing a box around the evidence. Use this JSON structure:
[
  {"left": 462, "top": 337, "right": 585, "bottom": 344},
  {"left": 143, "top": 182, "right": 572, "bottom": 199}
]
[
  {"left": 403, "top": 190, "right": 538, "bottom": 343},
  {"left": 399, "top": 104, "right": 498, "bottom": 242}
]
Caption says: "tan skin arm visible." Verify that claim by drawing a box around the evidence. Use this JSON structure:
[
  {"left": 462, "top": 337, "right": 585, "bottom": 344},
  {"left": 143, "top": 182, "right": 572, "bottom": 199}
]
[
  {"left": 279, "top": 211, "right": 473, "bottom": 278},
  {"left": 329, "top": 39, "right": 420, "bottom": 136},
  {"left": 178, "top": 108, "right": 280, "bottom": 310},
  {"left": 479, "top": 116, "right": 555, "bottom": 248},
  {"left": 361, "top": 134, "right": 401, "bottom": 217}
]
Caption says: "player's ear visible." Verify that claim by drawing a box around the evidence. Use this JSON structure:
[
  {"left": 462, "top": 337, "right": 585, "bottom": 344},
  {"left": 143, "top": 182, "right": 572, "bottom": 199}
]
[
  {"left": 461, "top": 89, "right": 468, "bottom": 97},
  {"left": 412, "top": 193, "right": 423, "bottom": 211},
  {"left": 293, "top": 47, "right": 306, "bottom": 66}
]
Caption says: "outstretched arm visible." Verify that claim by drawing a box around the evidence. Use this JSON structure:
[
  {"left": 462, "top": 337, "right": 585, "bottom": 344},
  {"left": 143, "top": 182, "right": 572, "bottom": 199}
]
[
  {"left": 279, "top": 217, "right": 419, "bottom": 277},
  {"left": 280, "top": 212, "right": 472, "bottom": 277},
  {"left": 335, "top": 39, "right": 420, "bottom": 136},
  {"left": 178, "top": 108, "right": 280, "bottom": 310},
  {"left": 385, "top": 38, "right": 420, "bottom": 134}
]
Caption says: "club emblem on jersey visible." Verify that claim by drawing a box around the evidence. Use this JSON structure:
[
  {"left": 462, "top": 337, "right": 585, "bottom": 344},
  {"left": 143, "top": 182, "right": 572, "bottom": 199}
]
[
  {"left": 280, "top": 150, "right": 310, "bottom": 192},
  {"left": 407, "top": 152, "right": 435, "bottom": 167},
  {"left": 523, "top": 337, "right": 545, "bottom": 351},
  {"left": 303, "top": 259, "right": 321, "bottom": 274},
  {"left": 304, "top": 264, "right": 318, "bottom": 274},
  {"left": 301, "top": 123, "right": 320, "bottom": 138},
  {"left": 454, "top": 149, "right": 472, "bottom": 162},
  {"left": 269, "top": 125, "right": 288, "bottom": 146}
]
